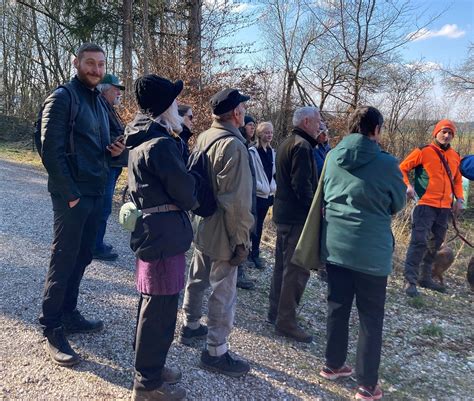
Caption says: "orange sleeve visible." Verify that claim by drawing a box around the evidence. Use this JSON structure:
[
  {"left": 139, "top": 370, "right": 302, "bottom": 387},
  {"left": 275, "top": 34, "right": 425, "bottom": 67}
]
[{"left": 399, "top": 148, "right": 422, "bottom": 186}]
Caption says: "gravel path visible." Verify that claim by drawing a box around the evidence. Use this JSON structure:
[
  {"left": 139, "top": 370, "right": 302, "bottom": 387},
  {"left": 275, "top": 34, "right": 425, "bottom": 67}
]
[
  {"left": 1, "top": 158, "right": 473, "bottom": 400},
  {"left": 0, "top": 159, "right": 338, "bottom": 400}
]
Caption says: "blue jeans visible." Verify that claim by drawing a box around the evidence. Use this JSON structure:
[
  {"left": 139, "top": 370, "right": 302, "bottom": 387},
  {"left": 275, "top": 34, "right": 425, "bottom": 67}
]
[{"left": 94, "top": 167, "right": 122, "bottom": 252}]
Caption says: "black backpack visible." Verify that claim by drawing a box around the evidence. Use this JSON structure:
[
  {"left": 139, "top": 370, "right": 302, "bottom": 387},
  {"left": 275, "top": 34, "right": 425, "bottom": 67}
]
[
  {"left": 187, "top": 133, "right": 235, "bottom": 217},
  {"left": 34, "top": 83, "right": 80, "bottom": 158}
]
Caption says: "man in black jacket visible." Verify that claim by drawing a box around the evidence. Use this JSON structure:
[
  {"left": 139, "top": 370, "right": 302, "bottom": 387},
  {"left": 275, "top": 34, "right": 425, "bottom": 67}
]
[
  {"left": 268, "top": 106, "right": 320, "bottom": 343},
  {"left": 93, "top": 74, "right": 128, "bottom": 261},
  {"left": 39, "top": 43, "right": 125, "bottom": 366}
]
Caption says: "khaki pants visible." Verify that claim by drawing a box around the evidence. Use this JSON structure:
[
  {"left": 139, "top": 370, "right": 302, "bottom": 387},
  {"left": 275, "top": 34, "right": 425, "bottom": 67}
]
[{"left": 182, "top": 248, "right": 237, "bottom": 356}]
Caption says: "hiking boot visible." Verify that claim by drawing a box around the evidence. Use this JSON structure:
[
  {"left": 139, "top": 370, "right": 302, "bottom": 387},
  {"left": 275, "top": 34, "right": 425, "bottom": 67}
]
[
  {"left": 418, "top": 279, "right": 446, "bottom": 293},
  {"left": 132, "top": 383, "right": 186, "bottom": 401},
  {"left": 199, "top": 350, "right": 250, "bottom": 378},
  {"left": 44, "top": 326, "right": 79, "bottom": 367},
  {"left": 405, "top": 283, "right": 419, "bottom": 298},
  {"left": 355, "top": 384, "right": 383, "bottom": 401},
  {"left": 93, "top": 248, "right": 118, "bottom": 261},
  {"left": 275, "top": 324, "right": 313, "bottom": 343},
  {"left": 161, "top": 366, "right": 182, "bottom": 384},
  {"left": 237, "top": 265, "right": 255, "bottom": 290},
  {"left": 179, "top": 324, "right": 208, "bottom": 345},
  {"left": 250, "top": 256, "right": 266, "bottom": 270},
  {"left": 319, "top": 364, "right": 353, "bottom": 380},
  {"left": 62, "top": 310, "right": 104, "bottom": 334}
]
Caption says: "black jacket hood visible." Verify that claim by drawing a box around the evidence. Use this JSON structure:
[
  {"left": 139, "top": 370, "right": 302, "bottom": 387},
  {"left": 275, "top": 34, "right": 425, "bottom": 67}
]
[{"left": 124, "top": 112, "right": 162, "bottom": 149}]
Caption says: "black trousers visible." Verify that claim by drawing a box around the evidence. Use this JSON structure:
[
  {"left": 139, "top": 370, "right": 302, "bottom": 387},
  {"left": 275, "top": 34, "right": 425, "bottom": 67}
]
[
  {"left": 39, "top": 194, "right": 102, "bottom": 330},
  {"left": 404, "top": 205, "right": 450, "bottom": 284},
  {"left": 251, "top": 196, "right": 273, "bottom": 258},
  {"left": 133, "top": 293, "right": 179, "bottom": 391},
  {"left": 325, "top": 264, "right": 387, "bottom": 387}
]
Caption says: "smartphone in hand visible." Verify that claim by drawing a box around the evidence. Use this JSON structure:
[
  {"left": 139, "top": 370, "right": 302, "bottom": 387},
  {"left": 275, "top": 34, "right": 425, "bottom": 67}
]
[{"left": 113, "top": 135, "right": 125, "bottom": 144}]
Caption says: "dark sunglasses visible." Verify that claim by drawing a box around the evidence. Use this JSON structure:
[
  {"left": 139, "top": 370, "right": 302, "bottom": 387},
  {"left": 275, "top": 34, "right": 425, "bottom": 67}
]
[{"left": 187, "top": 114, "right": 194, "bottom": 120}]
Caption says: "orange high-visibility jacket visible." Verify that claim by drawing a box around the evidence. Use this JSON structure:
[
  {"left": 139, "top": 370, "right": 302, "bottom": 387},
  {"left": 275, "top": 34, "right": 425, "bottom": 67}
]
[{"left": 399, "top": 143, "right": 463, "bottom": 209}]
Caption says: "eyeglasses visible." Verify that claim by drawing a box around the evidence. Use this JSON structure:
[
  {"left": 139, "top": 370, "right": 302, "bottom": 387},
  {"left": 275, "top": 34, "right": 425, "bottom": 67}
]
[{"left": 187, "top": 114, "right": 193, "bottom": 120}]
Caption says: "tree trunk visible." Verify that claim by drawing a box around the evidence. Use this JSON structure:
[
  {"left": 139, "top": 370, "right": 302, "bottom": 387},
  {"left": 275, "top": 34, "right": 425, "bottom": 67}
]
[
  {"left": 122, "top": 0, "right": 133, "bottom": 94},
  {"left": 142, "top": 0, "right": 150, "bottom": 75},
  {"left": 187, "top": 0, "right": 202, "bottom": 89},
  {"left": 31, "top": 9, "right": 50, "bottom": 91}
]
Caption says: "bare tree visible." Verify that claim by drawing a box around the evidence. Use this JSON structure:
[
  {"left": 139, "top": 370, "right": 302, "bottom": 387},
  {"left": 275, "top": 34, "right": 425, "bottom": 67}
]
[
  {"left": 309, "top": 0, "right": 440, "bottom": 110},
  {"left": 122, "top": 0, "right": 133, "bottom": 93},
  {"left": 442, "top": 44, "right": 474, "bottom": 92},
  {"left": 380, "top": 62, "right": 433, "bottom": 157},
  {"left": 261, "top": 0, "right": 326, "bottom": 136}
]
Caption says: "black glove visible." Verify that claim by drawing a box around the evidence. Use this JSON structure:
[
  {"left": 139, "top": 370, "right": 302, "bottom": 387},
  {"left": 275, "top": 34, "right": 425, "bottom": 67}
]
[{"left": 229, "top": 244, "right": 249, "bottom": 266}]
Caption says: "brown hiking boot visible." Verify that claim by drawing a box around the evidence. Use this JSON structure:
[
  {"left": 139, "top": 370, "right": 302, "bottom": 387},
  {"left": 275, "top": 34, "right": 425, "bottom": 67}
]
[{"left": 275, "top": 324, "right": 313, "bottom": 343}]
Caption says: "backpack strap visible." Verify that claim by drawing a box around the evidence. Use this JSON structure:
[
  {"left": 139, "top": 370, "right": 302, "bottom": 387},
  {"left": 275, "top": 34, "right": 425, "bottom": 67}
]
[
  {"left": 428, "top": 144, "right": 456, "bottom": 195},
  {"left": 428, "top": 144, "right": 473, "bottom": 248},
  {"left": 202, "top": 133, "right": 237, "bottom": 154},
  {"left": 57, "top": 83, "right": 80, "bottom": 155}
]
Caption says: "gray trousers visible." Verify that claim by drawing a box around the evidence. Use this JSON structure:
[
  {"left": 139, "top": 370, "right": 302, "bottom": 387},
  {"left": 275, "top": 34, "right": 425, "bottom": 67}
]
[
  {"left": 404, "top": 205, "right": 450, "bottom": 285},
  {"left": 182, "top": 248, "right": 237, "bottom": 356},
  {"left": 269, "top": 223, "right": 310, "bottom": 329}
]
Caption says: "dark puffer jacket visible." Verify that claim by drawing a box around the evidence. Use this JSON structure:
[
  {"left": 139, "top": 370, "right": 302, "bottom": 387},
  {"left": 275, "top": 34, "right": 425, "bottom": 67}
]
[
  {"left": 41, "top": 76, "right": 110, "bottom": 201},
  {"left": 125, "top": 113, "right": 197, "bottom": 261}
]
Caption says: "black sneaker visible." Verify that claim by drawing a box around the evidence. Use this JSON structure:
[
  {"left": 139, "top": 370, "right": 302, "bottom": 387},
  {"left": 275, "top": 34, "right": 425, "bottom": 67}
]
[
  {"left": 132, "top": 383, "right": 186, "bottom": 401},
  {"left": 179, "top": 324, "right": 208, "bottom": 345},
  {"left": 62, "top": 310, "right": 104, "bottom": 334},
  {"left": 199, "top": 350, "right": 250, "bottom": 378},
  {"left": 92, "top": 249, "right": 118, "bottom": 261},
  {"left": 44, "top": 326, "right": 79, "bottom": 367},
  {"left": 418, "top": 279, "right": 446, "bottom": 293}
]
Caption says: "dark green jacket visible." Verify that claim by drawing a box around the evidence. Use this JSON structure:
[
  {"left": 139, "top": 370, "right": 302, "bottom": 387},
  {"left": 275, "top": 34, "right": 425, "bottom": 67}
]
[{"left": 321, "top": 133, "right": 406, "bottom": 276}]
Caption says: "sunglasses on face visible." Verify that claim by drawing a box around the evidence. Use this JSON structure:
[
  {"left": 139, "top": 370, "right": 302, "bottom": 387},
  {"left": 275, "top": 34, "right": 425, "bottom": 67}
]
[{"left": 186, "top": 114, "right": 193, "bottom": 120}]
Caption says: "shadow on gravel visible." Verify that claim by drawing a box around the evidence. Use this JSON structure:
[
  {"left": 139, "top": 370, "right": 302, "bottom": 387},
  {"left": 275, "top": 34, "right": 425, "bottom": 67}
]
[
  {"left": 247, "top": 359, "right": 347, "bottom": 400},
  {"left": 71, "top": 358, "right": 132, "bottom": 390}
]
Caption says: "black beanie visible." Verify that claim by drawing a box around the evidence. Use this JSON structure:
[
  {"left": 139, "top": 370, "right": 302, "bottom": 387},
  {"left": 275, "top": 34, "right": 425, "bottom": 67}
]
[
  {"left": 244, "top": 115, "right": 256, "bottom": 125},
  {"left": 135, "top": 74, "right": 183, "bottom": 117}
]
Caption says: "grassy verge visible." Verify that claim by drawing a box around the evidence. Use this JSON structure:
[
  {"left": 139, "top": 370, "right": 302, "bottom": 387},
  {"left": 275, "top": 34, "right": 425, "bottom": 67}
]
[
  {"left": 0, "top": 141, "right": 44, "bottom": 168},
  {"left": 0, "top": 140, "right": 128, "bottom": 203}
]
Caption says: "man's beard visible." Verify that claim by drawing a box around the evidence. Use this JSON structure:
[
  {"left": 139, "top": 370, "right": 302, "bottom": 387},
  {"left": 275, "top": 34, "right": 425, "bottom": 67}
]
[{"left": 77, "top": 70, "right": 102, "bottom": 89}]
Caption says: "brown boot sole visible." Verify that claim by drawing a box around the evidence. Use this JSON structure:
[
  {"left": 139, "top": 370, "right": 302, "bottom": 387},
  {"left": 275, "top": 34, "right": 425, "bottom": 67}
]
[{"left": 275, "top": 327, "right": 313, "bottom": 343}]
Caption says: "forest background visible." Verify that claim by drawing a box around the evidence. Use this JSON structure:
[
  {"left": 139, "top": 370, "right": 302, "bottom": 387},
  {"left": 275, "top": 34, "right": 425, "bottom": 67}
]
[{"left": 0, "top": 0, "right": 473, "bottom": 158}]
